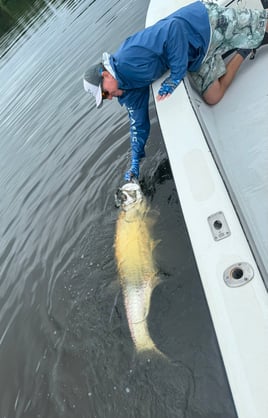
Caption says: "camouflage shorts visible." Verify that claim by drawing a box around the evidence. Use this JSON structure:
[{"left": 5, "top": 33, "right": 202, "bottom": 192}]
[{"left": 190, "top": 2, "right": 268, "bottom": 94}]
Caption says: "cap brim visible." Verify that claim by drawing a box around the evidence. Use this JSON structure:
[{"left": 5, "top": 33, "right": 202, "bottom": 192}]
[
  {"left": 95, "top": 84, "right": 103, "bottom": 108},
  {"left": 83, "top": 79, "right": 103, "bottom": 109}
]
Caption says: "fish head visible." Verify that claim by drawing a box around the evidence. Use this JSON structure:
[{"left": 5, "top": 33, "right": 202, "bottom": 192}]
[{"left": 115, "top": 181, "right": 143, "bottom": 211}]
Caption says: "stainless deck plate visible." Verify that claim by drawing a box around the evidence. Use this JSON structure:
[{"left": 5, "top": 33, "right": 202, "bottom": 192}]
[{"left": 208, "top": 211, "right": 231, "bottom": 241}]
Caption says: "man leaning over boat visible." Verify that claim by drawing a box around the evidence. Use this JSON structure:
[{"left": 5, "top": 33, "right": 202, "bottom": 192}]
[{"left": 83, "top": 1, "right": 268, "bottom": 181}]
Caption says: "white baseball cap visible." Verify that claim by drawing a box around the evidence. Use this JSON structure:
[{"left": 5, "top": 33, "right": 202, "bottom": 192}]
[{"left": 83, "top": 63, "right": 103, "bottom": 108}]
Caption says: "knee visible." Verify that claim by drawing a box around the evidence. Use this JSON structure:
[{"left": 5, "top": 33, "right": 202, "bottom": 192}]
[
  {"left": 202, "top": 93, "right": 222, "bottom": 105},
  {"left": 202, "top": 80, "right": 224, "bottom": 105}
]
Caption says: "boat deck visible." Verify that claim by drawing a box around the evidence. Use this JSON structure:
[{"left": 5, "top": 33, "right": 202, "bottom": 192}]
[{"left": 186, "top": 46, "right": 268, "bottom": 281}]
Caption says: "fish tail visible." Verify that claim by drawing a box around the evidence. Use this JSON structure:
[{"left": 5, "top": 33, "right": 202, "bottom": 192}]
[{"left": 130, "top": 320, "right": 165, "bottom": 358}]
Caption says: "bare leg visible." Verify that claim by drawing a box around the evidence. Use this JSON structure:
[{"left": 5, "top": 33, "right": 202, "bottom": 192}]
[
  {"left": 203, "top": 20, "right": 268, "bottom": 105},
  {"left": 203, "top": 53, "right": 244, "bottom": 105}
]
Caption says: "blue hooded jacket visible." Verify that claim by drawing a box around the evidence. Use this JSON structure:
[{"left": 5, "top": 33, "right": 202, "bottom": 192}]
[{"left": 109, "top": 1, "right": 210, "bottom": 164}]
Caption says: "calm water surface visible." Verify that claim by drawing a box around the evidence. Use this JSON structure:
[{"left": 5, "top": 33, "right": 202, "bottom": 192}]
[{"left": 0, "top": 1, "right": 237, "bottom": 417}]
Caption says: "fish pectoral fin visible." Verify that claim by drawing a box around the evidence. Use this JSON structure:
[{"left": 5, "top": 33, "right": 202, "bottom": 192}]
[
  {"left": 151, "top": 239, "right": 161, "bottom": 252},
  {"left": 108, "top": 279, "right": 122, "bottom": 323},
  {"left": 109, "top": 289, "right": 122, "bottom": 323},
  {"left": 145, "top": 209, "right": 160, "bottom": 228}
]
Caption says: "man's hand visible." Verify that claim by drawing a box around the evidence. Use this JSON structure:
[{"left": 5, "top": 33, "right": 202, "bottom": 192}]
[
  {"left": 156, "top": 93, "right": 171, "bottom": 101},
  {"left": 124, "top": 158, "right": 139, "bottom": 182},
  {"left": 156, "top": 75, "right": 180, "bottom": 101}
]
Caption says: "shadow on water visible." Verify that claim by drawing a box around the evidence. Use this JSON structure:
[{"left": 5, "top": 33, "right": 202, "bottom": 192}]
[{"left": 140, "top": 157, "right": 172, "bottom": 190}]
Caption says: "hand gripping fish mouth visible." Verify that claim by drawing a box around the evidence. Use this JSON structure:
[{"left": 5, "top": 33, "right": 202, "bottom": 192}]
[{"left": 114, "top": 180, "right": 143, "bottom": 211}]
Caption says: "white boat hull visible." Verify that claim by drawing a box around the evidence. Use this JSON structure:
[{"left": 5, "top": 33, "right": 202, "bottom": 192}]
[{"left": 146, "top": 1, "right": 268, "bottom": 417}]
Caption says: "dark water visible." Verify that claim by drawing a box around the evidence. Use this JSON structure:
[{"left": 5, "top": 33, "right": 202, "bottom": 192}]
[{"left": 0, "top": 1, "right": 237, "bottom": 417}]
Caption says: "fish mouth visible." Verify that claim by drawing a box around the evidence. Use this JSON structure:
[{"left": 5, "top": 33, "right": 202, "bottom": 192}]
[{"left": 115, "top": 181, "right": 143, "bottom": 210}]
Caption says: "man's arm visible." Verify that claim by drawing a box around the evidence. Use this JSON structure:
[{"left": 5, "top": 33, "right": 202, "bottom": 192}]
[
  {"left": 124, "top": 88, "right": 150, "bottom": 181},
  {"left": 157, "top": 20, "right": 189, "bottom": 100}
]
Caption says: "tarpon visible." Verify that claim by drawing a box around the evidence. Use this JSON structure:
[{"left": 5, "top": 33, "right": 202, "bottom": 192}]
[{"left": 114, "top": 181, "right": 163, "bottom": 354}]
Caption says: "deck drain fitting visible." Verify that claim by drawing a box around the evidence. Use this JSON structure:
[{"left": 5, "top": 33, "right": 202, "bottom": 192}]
[{"left": 224, "top": 262, "right": 254, "bottom": 287}]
